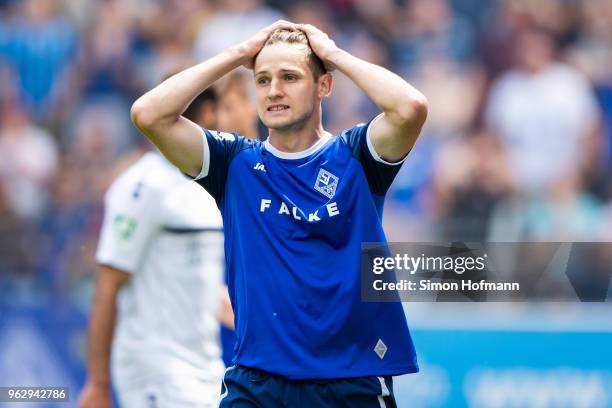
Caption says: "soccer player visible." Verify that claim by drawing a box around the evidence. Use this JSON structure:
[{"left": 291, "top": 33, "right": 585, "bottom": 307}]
[
  {"left": 131, "top": 21, "right": 428, "bottom": 407},
  {"left": 78, "top": 87, "right": 233, "bottom": 408}
]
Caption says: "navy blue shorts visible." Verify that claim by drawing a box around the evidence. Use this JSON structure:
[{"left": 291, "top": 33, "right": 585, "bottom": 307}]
[{"left": 218, "top": 365, "right": 397, "bottom": 408}]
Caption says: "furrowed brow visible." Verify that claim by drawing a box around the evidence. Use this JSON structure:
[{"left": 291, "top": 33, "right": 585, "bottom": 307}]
[{"left": 279, "top": 68, "right": 302, "bottom": 74}]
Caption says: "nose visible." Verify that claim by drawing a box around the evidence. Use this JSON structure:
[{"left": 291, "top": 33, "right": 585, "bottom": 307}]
[{"left": 267, "top": 78, "right": 284, "bottom": 99}]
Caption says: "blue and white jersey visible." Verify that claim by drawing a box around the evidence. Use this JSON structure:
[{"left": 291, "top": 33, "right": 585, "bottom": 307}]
[{"left": 194, "top": 116, "right": 418, "bottom": 379}]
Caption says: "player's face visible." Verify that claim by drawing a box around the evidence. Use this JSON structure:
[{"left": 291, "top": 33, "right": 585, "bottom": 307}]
[{"left": 253, "top": 43, "right": 320, "bottom": 132}]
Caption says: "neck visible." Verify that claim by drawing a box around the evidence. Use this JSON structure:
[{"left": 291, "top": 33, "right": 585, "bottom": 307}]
[{"left": 267, "top": 109, "right": 326, "bottom": 153}]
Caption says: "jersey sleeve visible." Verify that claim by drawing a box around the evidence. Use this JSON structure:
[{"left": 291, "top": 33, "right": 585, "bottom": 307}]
[
  {"left": 192, "top": 128, "right": 251, "bottom": 202},
  {"left": 95, "top": 178, "right": 162, "bottom": 273},
  {"left": 340, "top": 114, "right": 409, "bottom": 196}
]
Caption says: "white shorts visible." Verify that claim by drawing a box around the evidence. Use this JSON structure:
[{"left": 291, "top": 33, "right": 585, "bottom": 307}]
[{"left": 115, "top": 379, "right": 220, "bottom": 408}]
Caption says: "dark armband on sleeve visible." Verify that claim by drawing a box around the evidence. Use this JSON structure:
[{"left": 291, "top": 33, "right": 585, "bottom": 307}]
[
  {"left": 190, "top": 128, "right": 251, "bottom": 203},
  {"left": 340, "top": 115, "right": 409, "bottom": 196}
]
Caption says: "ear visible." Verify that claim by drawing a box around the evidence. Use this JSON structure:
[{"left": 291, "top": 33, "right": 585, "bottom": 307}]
[{"left": 317, "top": 72, "right": 333, "bottom": 99}]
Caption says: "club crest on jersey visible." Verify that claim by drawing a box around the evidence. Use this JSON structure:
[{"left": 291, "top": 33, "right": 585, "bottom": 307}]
[{"left": 314, "top": 168, "right": 339, "bottom": 199}]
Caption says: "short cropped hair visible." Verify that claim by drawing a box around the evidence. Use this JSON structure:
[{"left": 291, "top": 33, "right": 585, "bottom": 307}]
[{"left": 260, "top": 29, "right": 326, "bottom": 80}]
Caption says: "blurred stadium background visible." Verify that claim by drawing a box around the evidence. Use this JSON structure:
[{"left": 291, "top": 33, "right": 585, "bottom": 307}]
[{"left": 0, "top": 0, "right": 611, "bottom": 406}]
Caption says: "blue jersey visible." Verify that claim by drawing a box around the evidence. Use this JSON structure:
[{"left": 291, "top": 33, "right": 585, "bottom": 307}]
[{"left": 195, "top": 117, "right": 418, "bottom": 379}]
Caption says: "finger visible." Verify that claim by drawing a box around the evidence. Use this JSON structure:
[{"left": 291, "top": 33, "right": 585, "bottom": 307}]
[
  {"left": 259, "top": 21, "right": 297, "bottom": 44},
  {"left": 269, "top": 19, "right": 290, "bottom": 27},
  {"left": 297, "top": 24, "right": 323, "bottom": 38},
  {"left": 263, "top": 24, "right": 296, "bottom": 38},
  {"left": 296, "top": 24, "right": 314, "bottom": 39},
  {"left": 270, "top": 20, "right": 297, "bottom": 31},
  {"left": 296, "top": 23, "right": 311, "bottom": 33},
  {"left": 302, "top": 23, "right": 321, "bottom": 34},
  {"left": 274, "top": 19, "right": 294, "bottom": 26}
]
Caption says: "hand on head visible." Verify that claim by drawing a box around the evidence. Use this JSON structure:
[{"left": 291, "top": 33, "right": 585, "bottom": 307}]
[
  {"left": 295, "top": 24, "right": 339, "bottom": 72},
  {"left": 238, "top": 20, "right": 298, "bottom": 69},
  {"left": 239, "top": 21, "right": 338, "bottom": 71}
]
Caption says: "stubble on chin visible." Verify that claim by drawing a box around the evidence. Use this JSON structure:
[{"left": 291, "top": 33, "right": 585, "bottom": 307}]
[{"left": 264, "top": 107, "right": 315, "bottom": 133}]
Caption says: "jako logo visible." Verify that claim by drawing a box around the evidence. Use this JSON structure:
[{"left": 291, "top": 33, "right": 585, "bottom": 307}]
[{"left": 253, "top": 162, "right": 266, "bottom": 172}]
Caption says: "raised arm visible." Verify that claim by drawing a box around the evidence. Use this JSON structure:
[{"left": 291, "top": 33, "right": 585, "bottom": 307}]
[
  {"left": 299, "top": 24, "right": 428, "bottom": 163},
  {"left": 131, "top": 20, "right": 297, "bottom": 177}
]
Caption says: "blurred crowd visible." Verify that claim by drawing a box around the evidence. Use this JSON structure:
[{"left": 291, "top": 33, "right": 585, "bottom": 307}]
[{"left": 1, "top": 0, "right": 611, "bottom": 303}]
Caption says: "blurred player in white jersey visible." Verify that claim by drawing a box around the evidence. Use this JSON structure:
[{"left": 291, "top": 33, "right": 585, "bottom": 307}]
[{"left": 78, "top": 86, "right": 233, "bottom": 408}]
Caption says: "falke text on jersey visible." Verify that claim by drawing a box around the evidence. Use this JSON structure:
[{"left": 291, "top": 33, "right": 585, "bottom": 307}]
[{"left": 259, "top": 199, "right": 340, "bottom": 223}]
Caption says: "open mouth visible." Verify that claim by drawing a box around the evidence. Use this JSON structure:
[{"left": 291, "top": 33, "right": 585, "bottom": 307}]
[{"left": 267, "top": 105, "right": 289, "bottom": 112}]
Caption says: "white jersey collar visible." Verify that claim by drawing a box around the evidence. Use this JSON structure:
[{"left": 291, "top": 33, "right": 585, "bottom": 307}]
[{"left": 263, "top": 132, "right": 332, "bottom": 160}]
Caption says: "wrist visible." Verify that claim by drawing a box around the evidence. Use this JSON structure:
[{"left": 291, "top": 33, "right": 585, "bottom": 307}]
[
  {"left": 325, "top": 47, "right": 348, "bottom": 71},
  {"left": 227, "top": 43, "right": 252, "bottom": 66}
]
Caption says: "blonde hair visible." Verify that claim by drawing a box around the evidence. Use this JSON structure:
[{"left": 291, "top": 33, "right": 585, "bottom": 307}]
[{"left": 259, "top": 29, "right": 326, "bottom": 80}]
